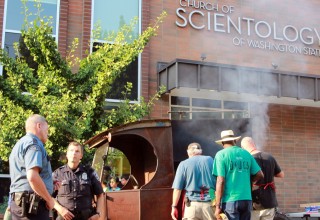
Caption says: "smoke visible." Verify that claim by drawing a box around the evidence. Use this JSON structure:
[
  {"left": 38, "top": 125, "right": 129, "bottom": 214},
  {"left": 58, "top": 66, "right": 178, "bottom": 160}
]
[{"left": 248, "top": 102, "right": 270, "bottom": 150}]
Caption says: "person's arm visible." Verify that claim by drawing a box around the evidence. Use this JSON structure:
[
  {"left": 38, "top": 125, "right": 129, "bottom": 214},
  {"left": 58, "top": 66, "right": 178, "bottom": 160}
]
[
  {"left": 275, "top": 171, "right": 284, "bottom": 178},
  {"left": 89, "top": 193, "right": 106, "bottom": 220},
  {"left": 215, "top": 176, "right": 225, "bottom": 220},
  {"left": 27, "top": 167, "right": 75, "bottom": 220},
  {"left": 252, "top": 170, "right": 264, "bottom": 183},
  {"left": 27, "top": 167, "right": 55, "bottom": 209},
  {"left": 171, "top": 189, "right": 182, "bottom": 220}
]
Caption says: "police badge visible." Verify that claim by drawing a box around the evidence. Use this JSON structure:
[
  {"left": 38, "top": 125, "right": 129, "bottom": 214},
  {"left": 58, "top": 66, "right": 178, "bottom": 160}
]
[{"left": 82, "top": 172, "right": 88, "bottom": 180}]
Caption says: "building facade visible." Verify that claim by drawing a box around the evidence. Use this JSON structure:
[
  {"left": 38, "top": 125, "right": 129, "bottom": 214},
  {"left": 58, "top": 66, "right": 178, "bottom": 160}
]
[{"left": 1, "top": 0, "right": 320, "bottom": 213}]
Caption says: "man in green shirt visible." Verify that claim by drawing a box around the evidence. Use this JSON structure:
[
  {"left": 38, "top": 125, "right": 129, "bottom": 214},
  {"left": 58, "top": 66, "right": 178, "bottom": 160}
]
[{"left": 213, "top": 130, "right": 264, "bottom": 220}]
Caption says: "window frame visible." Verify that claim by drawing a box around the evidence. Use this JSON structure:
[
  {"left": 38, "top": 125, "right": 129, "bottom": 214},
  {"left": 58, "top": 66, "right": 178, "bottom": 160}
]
[
  {"left": 1, "top": 0, "right": 60, "bottom": 75},
  {"left": 90, "top": 0, "right": 142, "bottom": 103},
  {"left": 170, "top": 96, "right": 250, "bottom": 120}
]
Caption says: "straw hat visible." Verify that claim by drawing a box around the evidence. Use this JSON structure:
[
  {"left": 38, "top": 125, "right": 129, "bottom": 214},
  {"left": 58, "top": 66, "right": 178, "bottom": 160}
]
[{"left": 215, "top": 130, "right": 241, "bottom": 144}]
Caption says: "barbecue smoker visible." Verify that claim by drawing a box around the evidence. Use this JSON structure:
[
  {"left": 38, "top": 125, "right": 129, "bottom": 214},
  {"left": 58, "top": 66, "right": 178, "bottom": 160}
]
[{"left": 85, "top": 119, "right": 249, "bottom": 220}]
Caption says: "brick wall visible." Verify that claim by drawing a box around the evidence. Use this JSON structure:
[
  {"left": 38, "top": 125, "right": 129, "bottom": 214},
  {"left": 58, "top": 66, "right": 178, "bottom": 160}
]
[
  {"left": 147, "top": 0, "right": 320, "bottom": 118},
  {"left": 148, "top": 0, "right": 320, "bottom": 75},
  {"left": 248, "top": 103, "right": 320, "bottom": 212},
  {"left": 59, "top": 0, "right": 91, "bottom": 64}
]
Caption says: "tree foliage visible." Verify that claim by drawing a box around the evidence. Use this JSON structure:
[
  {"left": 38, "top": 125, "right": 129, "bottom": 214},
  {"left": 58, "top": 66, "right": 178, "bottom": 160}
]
[{"left": 0, "top": 6, "right": 166, "bottom": 169}]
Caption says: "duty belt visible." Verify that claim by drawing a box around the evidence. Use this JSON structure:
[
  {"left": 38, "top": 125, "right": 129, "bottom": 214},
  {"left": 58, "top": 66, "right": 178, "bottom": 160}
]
[
  {"left": 11, "top": 191, "right": 45, "bottom": 217},
  {"left": 11, "top": 191, "right": 44, "bottom": 202}
]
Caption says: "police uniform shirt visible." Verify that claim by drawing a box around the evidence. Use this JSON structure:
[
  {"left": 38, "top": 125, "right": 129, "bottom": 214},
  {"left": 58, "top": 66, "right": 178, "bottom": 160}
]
[
  {"left": 9, "top": 133, "right": 53, "bottom": 194},
  {"left": 53, "top": 164, "right": 103, "bottom": 211}
]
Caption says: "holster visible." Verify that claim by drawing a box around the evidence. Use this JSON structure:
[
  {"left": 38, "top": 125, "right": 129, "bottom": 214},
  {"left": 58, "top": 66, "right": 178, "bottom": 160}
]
[
  {"left": 12, "top": 192, "right": 41, "bottom": 217},
  {"left": 12, "top": 192, "right": 30, "bottom": 217},
  {"left": 13, "top": 192, "right": 24, "bottom": 207},
  {"left": 28, "top": 193, "right": 40, "bottom": 215}
]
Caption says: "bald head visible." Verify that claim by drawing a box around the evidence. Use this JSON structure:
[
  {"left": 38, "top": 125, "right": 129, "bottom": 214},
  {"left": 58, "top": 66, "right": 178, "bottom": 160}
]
[
  {"left": 25, "top": 114, "right": 47, "bottom": 130},
  {"left": 25, "top": 114, "right": 49, "bottom": 143},
  {"left": 241, "top": 137, "right": 256, "bottom": 153}
]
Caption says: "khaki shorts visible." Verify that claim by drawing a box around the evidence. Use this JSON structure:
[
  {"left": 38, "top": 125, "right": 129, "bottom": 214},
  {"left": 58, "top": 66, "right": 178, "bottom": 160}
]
[
  {"left": 183, "top": 201, "right": 216, "bottom": 220},
  {"left": 251, "top": 207, "right": 275, "bottom": 220}
]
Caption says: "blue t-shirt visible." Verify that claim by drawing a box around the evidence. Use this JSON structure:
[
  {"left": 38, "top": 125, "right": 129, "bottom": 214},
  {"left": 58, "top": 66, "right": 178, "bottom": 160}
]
[
  {"left": 9, "top": 133, "right": 53, "bottom": 194},
  {"left": 172, "top": 155, "right": 216, "bottom": 201}
]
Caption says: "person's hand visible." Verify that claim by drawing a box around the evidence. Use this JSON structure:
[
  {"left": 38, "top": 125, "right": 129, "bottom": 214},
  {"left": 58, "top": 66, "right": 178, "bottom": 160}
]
[
  {"left": 88, "top": 213, "right": 100, "bottom": 220},
  {"left": 57, "top": 206, "right": 74, "bottom": 220},
  {"left": 53, "top": 180, "right": 61, "bottom": 191},
  {"left": 171, "top": 206, "right": 178, "bottom": 220},
  {"left": 215, "top": 206, "right": 222, "bottom": 220},
  {"left": 53, "top": 201, "right": 74, "bottom": 220}
]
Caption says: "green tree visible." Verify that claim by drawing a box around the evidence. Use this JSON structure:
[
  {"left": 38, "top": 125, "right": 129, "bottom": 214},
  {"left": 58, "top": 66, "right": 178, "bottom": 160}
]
[{"left": 0, "top": 8, "right": 167, "bottom": 169}]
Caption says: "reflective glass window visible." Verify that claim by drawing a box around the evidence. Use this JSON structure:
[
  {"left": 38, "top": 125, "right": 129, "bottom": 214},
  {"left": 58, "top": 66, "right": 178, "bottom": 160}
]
[
  {"left": 2, "top": 0, "right": 59, "bottom": 76},
  {"left": 93, "top": 0, "right": 139, "bottom": 40},
  {"left": 6, "top": 0, "right": 58, "bottom": 34},
  {"left": 92, "top": 0, "right": 140, "bottom": 101}
]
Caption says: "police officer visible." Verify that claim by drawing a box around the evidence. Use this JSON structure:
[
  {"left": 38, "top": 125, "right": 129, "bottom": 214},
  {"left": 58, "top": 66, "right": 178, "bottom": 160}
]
[
  {"left": 53, "top": 141, "right": 105, "bottom": 220},
  {"left": 9, "top": 114, "right": 66, "bottom": 220}
]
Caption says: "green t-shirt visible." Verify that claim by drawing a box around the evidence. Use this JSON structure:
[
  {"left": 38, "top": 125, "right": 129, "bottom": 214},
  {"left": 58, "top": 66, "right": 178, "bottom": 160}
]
[
  {"left": 209, "top": 188, "right": 215, "bottom": 201},
  {"left": 213, "top": 146, "right": 261, "bottom": 202}
]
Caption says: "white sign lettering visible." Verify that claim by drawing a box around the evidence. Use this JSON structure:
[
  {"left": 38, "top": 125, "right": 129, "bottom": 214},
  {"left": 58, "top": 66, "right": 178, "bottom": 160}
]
[{"left": 176, "top": 0, "right": 320, "bottom": 57}]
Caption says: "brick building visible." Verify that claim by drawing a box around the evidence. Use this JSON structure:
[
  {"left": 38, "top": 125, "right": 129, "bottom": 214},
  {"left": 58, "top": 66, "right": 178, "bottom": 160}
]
[{"left": 1, "top": 0, "right": 320, "bottom": 213}]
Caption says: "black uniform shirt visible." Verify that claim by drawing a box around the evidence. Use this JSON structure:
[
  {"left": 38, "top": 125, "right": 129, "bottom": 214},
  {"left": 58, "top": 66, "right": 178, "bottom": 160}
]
[{"left": 53, "top": 164, "right": 103, "bottom": 211}]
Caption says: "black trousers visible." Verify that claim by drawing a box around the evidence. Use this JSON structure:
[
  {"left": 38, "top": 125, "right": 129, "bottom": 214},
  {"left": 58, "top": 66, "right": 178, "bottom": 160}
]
[
  {"left": 56, "top": 209, "right": 92, "bottom": 220},
  {"left": 10, "top": 200, "right": 49, "bottom": 220}
]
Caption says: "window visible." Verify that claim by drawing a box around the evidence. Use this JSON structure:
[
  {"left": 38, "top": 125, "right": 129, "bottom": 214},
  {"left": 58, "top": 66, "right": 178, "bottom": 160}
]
[
  {"left": 92, "top": 42, "right": 138, "bottom": 101},
  {"left": 92, "top": 0, "right": 140, "bottom": 101},
  {"left": 170, "top": 96, "right": 250, "bottom": 120},
  {"left": 1, "top": 0, "right": 59, "bottom": 75}
]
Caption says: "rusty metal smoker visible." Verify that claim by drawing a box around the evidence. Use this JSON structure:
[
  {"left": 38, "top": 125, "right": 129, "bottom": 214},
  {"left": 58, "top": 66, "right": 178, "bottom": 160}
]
[{"left": 85, "top": 118, "right": 249, "bottom": 220}]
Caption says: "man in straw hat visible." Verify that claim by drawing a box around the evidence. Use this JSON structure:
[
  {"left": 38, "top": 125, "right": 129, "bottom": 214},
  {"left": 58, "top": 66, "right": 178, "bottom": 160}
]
[
  {"left": 171, "top": 142, "right": 216, "bottom": 220},
  {"left": 213, "top": 130, "right": 264, "bottom": 220}
]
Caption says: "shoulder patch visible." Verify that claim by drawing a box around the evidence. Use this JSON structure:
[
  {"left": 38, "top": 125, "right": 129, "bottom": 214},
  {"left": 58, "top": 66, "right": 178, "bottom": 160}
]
[
  {"left": 83, "top": 165, "right": 100, "bottom": 181},
  {"left": 27, "top": 144, "right": 40, "bottom": 152},
  {"left": 32, "top": 137, "right": 38, "bottom": 145},
  {"left": 92, "top": 170, "right": 100, "bottom": 181}
]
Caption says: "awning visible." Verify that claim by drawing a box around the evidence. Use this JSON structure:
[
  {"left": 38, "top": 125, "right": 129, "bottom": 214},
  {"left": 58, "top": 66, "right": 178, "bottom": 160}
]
[{"left": 158, "top": 59, "right": 320, "bottom": 101}]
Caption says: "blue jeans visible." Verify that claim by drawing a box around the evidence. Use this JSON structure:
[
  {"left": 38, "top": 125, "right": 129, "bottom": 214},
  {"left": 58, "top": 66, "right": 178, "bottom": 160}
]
[{"left": 222, "top": 200, "right": 252, "bottom": 220}]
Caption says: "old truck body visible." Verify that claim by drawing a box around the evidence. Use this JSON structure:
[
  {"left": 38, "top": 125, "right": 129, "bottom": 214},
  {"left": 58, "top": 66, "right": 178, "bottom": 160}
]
[{"left": 85, "top": 119, "right": 249, "bottom": 219}]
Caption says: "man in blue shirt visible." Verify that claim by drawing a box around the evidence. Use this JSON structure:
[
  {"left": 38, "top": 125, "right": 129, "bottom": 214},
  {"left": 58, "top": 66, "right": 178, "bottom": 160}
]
[
  {"left": 171, "top": 142, "right": 216, "bottom": 220},
  {"left": 9, "top": 114, "right": 66, "bottom": 220}
]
